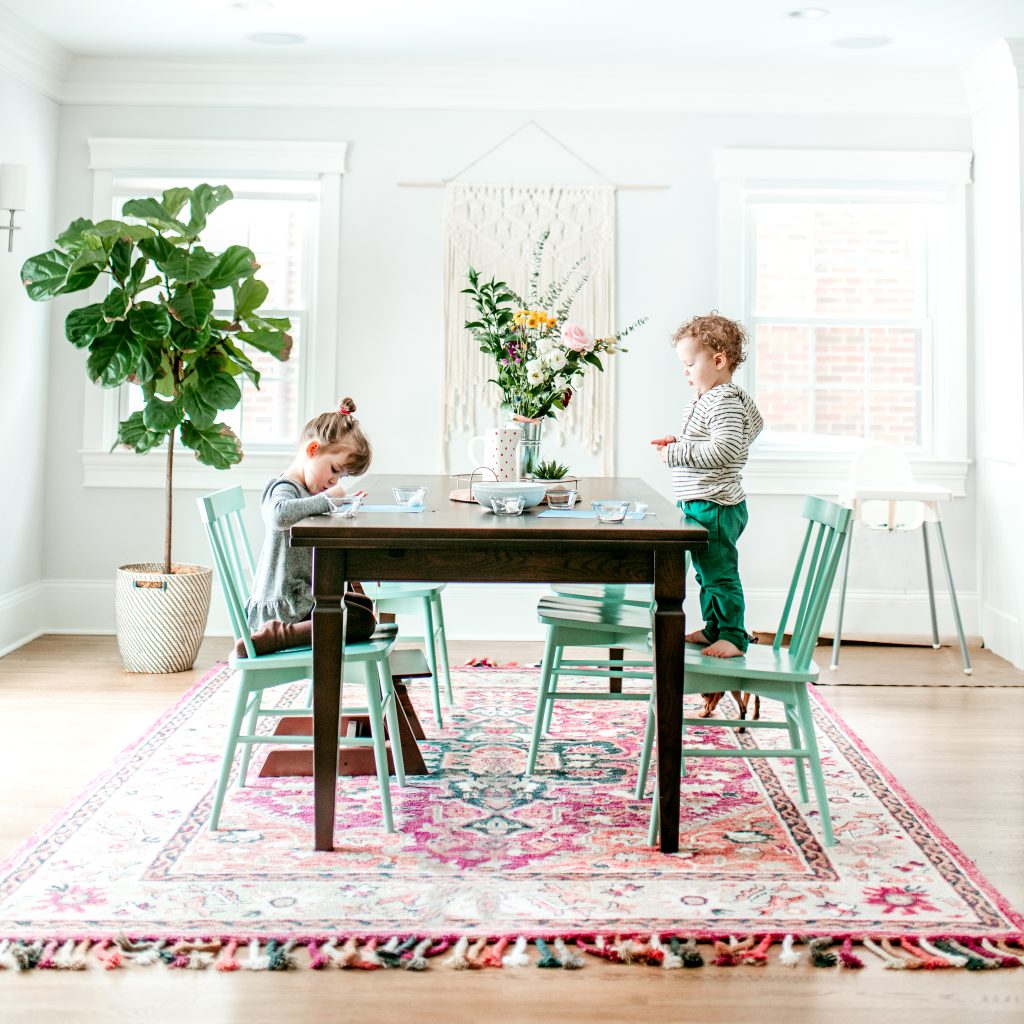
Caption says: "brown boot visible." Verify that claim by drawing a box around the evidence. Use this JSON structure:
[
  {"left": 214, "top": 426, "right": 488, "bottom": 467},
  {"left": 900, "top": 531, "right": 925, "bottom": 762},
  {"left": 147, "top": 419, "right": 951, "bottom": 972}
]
[{"left": 235, "top": 592, "right": 377, "bottom": 658}]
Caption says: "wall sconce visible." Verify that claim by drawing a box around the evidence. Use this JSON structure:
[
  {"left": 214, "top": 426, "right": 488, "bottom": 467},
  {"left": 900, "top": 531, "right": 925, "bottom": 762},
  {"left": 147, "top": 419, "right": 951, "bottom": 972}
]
[{"left": 0, "top": 164, "right": 27, "bottom": 253}]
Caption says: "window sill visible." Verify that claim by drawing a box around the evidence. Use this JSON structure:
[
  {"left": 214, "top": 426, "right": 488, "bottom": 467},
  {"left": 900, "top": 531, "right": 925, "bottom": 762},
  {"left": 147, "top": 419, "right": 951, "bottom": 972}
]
[
  {"left": 745, "top": 450, "right": 970, "bottom": 497},
  {"left": 81, "top": 450, "right": 290, "bottom": 491}
]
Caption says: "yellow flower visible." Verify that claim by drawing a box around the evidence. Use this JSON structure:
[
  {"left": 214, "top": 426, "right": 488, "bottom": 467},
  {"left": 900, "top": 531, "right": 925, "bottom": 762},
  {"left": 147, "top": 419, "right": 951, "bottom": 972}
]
[
  {"left": 513, "top": 310, "right": 526, "bottom": 325},
  {"left": 526, "top": 313, "right": 541, "bottom": 329}
]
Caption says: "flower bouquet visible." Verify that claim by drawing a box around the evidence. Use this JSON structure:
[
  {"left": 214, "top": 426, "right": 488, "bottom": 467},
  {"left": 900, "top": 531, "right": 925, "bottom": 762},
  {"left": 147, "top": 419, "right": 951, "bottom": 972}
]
[{"left": 462, "top": 231, "right": 646, "bottom": 421}]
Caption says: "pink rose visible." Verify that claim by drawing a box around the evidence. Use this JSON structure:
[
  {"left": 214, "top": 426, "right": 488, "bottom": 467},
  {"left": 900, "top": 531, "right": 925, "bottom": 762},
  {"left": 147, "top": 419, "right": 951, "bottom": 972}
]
[{"left": 561, "top": 323, "right": 594, "bottom": 353}]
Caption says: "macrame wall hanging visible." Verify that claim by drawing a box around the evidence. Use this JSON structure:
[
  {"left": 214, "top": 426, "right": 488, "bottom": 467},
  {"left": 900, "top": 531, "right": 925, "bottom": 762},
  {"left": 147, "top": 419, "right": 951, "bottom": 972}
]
[{"left": 441, "top": 181, "right": 617, "bottom": 473}]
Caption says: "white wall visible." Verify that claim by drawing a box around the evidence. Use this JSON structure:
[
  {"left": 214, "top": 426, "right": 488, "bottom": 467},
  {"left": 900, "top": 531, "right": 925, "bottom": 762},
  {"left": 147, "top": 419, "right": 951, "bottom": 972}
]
[
  {"left": 30, "top": 102, "right": 983, "bottom": 645},
  {"left": 0, "top": 68, "right": 59, "bottom": 656},
  {"left": 970, "top": 43, "right": 1024, "bottom": 668}
]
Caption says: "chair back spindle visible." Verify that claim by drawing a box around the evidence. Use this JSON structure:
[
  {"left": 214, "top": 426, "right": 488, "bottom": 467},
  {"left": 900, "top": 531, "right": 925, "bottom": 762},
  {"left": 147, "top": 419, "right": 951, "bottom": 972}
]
[
  {"left": 774, "top": 497, "right": 852, "bottom": 671},
  {"left": 198, "top": 487, "right": 257, "bottom": 655}
]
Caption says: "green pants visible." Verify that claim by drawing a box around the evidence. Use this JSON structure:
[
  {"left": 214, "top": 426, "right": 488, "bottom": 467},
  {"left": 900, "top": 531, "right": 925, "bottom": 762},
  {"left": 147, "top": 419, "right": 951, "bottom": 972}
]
[{"left": 680, "top": 499, "right": 749, "bottom": 652}]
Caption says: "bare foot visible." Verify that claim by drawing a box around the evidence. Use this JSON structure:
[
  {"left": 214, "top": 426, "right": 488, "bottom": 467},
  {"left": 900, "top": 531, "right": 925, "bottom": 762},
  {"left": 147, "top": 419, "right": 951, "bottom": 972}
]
[
  {"left": 685, "top": 629, "right": 708, "bottom": 644},
  {"left": 701, "top": 639, "right": 745, "bottom": 659}
]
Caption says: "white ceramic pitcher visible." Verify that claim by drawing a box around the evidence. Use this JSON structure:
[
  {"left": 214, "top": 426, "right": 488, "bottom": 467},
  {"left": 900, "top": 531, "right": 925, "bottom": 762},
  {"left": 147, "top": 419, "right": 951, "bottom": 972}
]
[{"left": 467, "top": 425, "right": 522, "bottom": 481}]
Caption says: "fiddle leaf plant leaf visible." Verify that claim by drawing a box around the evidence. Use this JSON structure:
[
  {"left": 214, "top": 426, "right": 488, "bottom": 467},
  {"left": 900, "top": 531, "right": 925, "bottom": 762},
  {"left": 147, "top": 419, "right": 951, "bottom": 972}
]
[
  {"left": 180, "top": 420, "right": 243, "bottom": 470},
  {"left": 101, "top": 286, "right": 132, "bottom": 323},
  {"left": 65, "top": 303, "right": 113, "bottom": 349},
  {"left": 87, "top": 328, "right": 144, "bottom": 388},
  {"left": 185, "top": 183, "right": 233, "bottom": 237},
  {"left": 115, "top": 410, "right": 167, "bottom": 456},
  {"left": 206, "top": 245, "right": 258, "bottom": 289},
  {"left": 232, "top": 276, "right": 268, "bottom": 320},
  {"left": 167, "top": 282, "right": 215, "bottom": 330},
  {"left": 179, "top": 376, "right": 218, "bottom": 429},
  {"left": 142, "top": 395, "right": 183, "bottom": 433},
  {"left": 237, "top": 328, "right": 293, "bottom": 361},
  {"left": 120, "top": 196, "right": 189, "bottom": 236},
  {"left": 160, "top": 246, "right": 218, "bottom": 284},
  {"left": 128, "top": 301, "right": 172, "bottom": 341}
]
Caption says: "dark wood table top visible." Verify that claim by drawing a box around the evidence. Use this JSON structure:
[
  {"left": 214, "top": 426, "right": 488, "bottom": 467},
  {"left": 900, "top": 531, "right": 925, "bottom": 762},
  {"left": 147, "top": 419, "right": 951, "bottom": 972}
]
[{"left": 290, "top": 474, "right": 707, "bottom": 547}]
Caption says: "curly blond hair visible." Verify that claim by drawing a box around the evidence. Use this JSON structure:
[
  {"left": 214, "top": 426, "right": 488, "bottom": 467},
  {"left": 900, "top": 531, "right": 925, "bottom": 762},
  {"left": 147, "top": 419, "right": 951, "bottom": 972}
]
[
  {"left": 672, "top": 312, "right": 748, "bottom": 371},
  {"left": 301, "top": 396, "right": 372, "bottom": 475}
]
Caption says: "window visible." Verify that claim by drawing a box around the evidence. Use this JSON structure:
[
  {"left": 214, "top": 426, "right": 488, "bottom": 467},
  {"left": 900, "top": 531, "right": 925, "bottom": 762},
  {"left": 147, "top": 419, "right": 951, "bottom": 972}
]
[
  {"left": 716, "top": 149, "right": 972, "bottom": 495},
  {"left": 749, "top": 197, "right": 933, "bottom": 449},
  {"left": 81, "top": 139, "right": 346, "bottom": 489}
]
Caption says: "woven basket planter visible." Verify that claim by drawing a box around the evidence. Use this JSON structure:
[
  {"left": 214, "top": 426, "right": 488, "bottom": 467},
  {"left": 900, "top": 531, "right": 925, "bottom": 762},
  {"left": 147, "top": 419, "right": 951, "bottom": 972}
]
[{"left": 115, "top": 563, "right": 213, "bottom": 674}]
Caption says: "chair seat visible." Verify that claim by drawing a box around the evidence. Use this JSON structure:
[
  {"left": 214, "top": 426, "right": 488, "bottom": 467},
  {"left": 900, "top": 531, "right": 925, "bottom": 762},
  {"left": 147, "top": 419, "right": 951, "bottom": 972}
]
[
  {"left": 361, "top": 583, "right": 446, "bottom": 601},
  {"left": 550, "top": 583, "right": 652, "bottom": 606},
  {"left": 683, "top": 644, "right": 820, "bottom": 686},
  {"left": 538, "top": 595, "right": 653, "bottom": 634},
  {"left": 228, "top": 623, "right": 399, "bottom": 669}
]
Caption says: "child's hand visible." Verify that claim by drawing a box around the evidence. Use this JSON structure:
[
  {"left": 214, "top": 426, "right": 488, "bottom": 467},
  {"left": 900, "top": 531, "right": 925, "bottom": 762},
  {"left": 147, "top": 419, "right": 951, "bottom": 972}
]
[
  {"left": 325, "top": 482, "right": 368, "bottom": 499},
  {"left": 650, "top": 435, "right": 676, "bottom": 448}
]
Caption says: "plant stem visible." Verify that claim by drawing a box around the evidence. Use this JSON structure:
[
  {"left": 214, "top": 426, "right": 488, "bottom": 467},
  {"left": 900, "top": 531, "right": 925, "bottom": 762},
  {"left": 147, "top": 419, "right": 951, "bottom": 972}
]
[{"left": 164, "top": 427, "right": 174, "bottom": 575}]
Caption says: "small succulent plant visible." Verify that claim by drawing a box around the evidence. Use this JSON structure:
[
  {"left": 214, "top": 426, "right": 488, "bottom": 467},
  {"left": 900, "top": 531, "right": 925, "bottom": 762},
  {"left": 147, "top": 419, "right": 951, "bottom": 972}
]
[{"left": 533, "top": 459, "right": 570, "bottom": 480}]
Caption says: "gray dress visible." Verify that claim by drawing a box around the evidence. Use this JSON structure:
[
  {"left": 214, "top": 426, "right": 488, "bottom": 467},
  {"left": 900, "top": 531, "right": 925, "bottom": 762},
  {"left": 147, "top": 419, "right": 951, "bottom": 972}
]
[{"left": 245, "top": 475, "right": 331, "bottom": 630}]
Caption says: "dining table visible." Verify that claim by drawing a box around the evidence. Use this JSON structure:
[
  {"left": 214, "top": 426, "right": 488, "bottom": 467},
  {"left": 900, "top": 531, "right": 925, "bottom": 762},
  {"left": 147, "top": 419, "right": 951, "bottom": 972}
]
[{"left": 289, "top": 473, "right": 708, "bottom": 854}]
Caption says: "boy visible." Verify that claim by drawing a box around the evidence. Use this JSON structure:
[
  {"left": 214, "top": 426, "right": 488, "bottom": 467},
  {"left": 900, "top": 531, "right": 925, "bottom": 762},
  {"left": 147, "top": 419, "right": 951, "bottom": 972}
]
[{"left": 651, "top": 312, "right": 763, "bottom": 659}]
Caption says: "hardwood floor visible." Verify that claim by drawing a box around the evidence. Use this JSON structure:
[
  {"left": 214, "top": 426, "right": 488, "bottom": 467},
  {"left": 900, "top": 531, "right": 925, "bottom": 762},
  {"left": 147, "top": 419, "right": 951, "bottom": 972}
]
[{"left": 1, "top": 635, "right": 1022, "bottom": 1024}]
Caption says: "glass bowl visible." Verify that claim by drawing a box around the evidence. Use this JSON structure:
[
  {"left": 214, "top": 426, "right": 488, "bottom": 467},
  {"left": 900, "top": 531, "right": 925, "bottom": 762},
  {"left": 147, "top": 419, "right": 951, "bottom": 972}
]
[
  {"left": 545, "top": 489, "right": 579, "bottom": 509},
  {"left": 326, "top": 494, "right": 363, "bottom": 518},
  {"left": 490, "top": 495, "right": 526, "bottom": 516},
  {"left": 592, "top": 499, "right": 631, "bottom": 524},
  {"left": 393, "top": 485, "right": 427, "bottom": 507}
]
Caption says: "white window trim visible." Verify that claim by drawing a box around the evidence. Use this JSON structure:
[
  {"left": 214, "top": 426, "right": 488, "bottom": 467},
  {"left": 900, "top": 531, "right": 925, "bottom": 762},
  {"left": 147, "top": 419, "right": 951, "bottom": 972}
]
[
  {"left": 716, "top": 148, "right": 973, "bottom": 496},
  {"left": 80, "top": 137, "right": 347, "bottom": 490}
]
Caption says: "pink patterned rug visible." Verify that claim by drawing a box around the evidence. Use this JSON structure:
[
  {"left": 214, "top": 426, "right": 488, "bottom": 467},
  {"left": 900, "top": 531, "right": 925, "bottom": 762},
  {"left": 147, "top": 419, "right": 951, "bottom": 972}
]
[{"left": 0, "top": 664, "right": 1021, "bottom": 972}]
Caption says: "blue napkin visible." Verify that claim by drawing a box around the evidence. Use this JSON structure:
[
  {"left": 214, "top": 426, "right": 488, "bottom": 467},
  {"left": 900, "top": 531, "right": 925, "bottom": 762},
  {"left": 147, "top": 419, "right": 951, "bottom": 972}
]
[
  {"left": 537, "top": 510, "right": 647, "bottom": 519},
  {"left": 358, "top": 503, "right": 426, "bottom": 513}
]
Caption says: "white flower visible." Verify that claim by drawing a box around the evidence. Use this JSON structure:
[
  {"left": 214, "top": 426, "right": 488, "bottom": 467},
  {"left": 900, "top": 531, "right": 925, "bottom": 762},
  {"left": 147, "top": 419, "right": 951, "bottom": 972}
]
[
  {"left": 536, "top": 334, "right": 556, "bottom": 354},
  {"left": 526, "top": 358, "right": 544, "bottom": 377},
  {"left": 527, "top": 366, "right": 545, "bottom": 386},
  {"left": 546, "top": 348, "right": 567, "bottom": 371}
]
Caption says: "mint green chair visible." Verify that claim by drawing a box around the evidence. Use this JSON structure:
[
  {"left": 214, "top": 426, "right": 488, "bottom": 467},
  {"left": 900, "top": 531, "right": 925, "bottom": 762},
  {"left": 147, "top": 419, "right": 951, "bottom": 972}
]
[
  {"left": 359, "top": 583, "right": 453, "bottom": 728},
  {"left": 646, "top": 496, "right": 852, "bottom": 848},
  {"left": 526, "top": 591, "right": 655, "bottom": 798},
  {"left": 198, "top": 486, "right": 406, "bottom": 833}
]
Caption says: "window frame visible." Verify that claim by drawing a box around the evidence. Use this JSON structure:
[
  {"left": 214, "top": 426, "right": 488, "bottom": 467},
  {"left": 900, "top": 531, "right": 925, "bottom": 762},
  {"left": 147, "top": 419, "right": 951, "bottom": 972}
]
[
  {"left": 716, "top": 148, "right": 972, "bottom": 496},
  {"left": 80, "top": 138, "right": 347, "bottom": 490}
]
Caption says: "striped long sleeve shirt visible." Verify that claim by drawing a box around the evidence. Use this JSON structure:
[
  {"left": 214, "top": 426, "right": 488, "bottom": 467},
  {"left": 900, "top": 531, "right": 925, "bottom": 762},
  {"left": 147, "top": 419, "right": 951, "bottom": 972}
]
[{"left": 665, "top": 382, "right": 764, "bottom": 505}]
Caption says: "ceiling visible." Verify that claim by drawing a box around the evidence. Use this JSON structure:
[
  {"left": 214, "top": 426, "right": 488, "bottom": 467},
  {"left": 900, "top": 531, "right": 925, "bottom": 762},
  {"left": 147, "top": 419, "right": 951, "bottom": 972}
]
[{"left": 3, "top": 0, "right": 1024, "bottom": 71}]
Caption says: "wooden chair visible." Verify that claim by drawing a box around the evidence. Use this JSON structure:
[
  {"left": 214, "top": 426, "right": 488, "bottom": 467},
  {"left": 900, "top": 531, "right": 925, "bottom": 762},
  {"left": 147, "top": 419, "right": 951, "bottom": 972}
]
[
  {"left": 359, "top": 583, "right": 454, "bottom": 727},
  {"left": 197, "top": 486, "right": 406, "bottom": 833},
  {"left": 646, "top": 496, "right": 852, "bottom": 848},
  {"left": 526, "top": 591, "right": 655, "bottom": 798}
]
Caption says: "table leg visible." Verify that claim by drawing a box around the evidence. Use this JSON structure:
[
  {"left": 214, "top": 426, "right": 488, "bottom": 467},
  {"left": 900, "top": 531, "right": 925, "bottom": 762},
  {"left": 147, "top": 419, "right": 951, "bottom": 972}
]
[
  {"left": 652, "top": 546, "right": 688, "bottom": 853},
  {"left": 312, "top": 549, "right": 348, "bottom": 851}
]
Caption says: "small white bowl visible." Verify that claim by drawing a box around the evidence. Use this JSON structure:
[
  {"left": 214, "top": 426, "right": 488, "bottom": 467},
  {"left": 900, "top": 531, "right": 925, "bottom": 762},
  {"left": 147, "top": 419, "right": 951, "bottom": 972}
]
[{"left": 471, "top": 480, "right": 547, "bottom": 510}]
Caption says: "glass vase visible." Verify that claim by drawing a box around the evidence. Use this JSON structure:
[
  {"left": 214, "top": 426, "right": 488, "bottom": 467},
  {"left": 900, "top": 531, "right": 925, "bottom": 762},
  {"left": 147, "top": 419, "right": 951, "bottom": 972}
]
[{"left": 515, "top": 419, "right": 543, "bottom": 480}]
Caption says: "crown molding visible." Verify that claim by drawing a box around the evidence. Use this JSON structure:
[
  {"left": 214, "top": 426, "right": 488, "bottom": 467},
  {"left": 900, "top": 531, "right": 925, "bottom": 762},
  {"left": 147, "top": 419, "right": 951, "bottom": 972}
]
[
  {"left": 58, "top": 56, "right": 971, "bottom": 116},
  {"left": 0, "top": 5, "right": 70, "bottom": 100}
]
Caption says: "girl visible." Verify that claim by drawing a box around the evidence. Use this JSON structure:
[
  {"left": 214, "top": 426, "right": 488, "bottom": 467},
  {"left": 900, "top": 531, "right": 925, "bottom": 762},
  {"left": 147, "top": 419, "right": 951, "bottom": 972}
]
[{"left": 235, "top": 397, "right": 377, "bottom": 657}]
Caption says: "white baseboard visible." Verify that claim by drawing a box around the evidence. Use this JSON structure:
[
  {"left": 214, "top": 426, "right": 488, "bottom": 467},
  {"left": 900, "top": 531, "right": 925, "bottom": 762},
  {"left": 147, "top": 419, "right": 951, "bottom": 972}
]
[
  {"left": 0, "top": 582, "right": 44, "bottom": 658},
  {"left": 2, "top": 578, "right": 979, "bottom": 650},
  {"left": 981, "top": 604, "right": 1023, "bottom": 669}
]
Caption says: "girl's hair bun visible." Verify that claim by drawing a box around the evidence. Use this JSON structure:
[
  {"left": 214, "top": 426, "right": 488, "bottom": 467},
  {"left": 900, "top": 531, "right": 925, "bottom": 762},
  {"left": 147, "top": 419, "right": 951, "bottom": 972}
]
[{"left": 338, "top": 397, "right": 357, "bottom": 416}]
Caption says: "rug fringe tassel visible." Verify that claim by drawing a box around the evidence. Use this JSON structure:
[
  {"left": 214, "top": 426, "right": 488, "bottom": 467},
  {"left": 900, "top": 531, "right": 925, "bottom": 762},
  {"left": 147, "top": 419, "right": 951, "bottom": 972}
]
[
  {"left": 500, "top": 935, "right": 528, "bottom": 968},
  {"left": 5, "top": 932, "right": 1021, "bottom": 971},
  {"left": 779, "top": 934, "right": 800, "bottom": 967}
]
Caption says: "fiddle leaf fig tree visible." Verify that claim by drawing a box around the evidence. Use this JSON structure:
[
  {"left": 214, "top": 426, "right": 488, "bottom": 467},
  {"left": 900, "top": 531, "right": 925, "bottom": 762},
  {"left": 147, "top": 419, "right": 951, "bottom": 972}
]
[{"left": 21, "top": 184, "right": 292, "bottom": 574}]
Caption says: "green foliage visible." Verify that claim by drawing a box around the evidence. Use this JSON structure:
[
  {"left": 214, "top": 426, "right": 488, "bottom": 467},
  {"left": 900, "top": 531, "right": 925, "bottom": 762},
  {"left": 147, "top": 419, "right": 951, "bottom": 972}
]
[
  {"left": 532, "top": 458, "right": 570, "bottom": 480},
  {"left": 21, "top": 184, "right": 293, "bottom": 569},
  {"left": 462, "top": 232, "right": 645, "bottom": 420}
]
